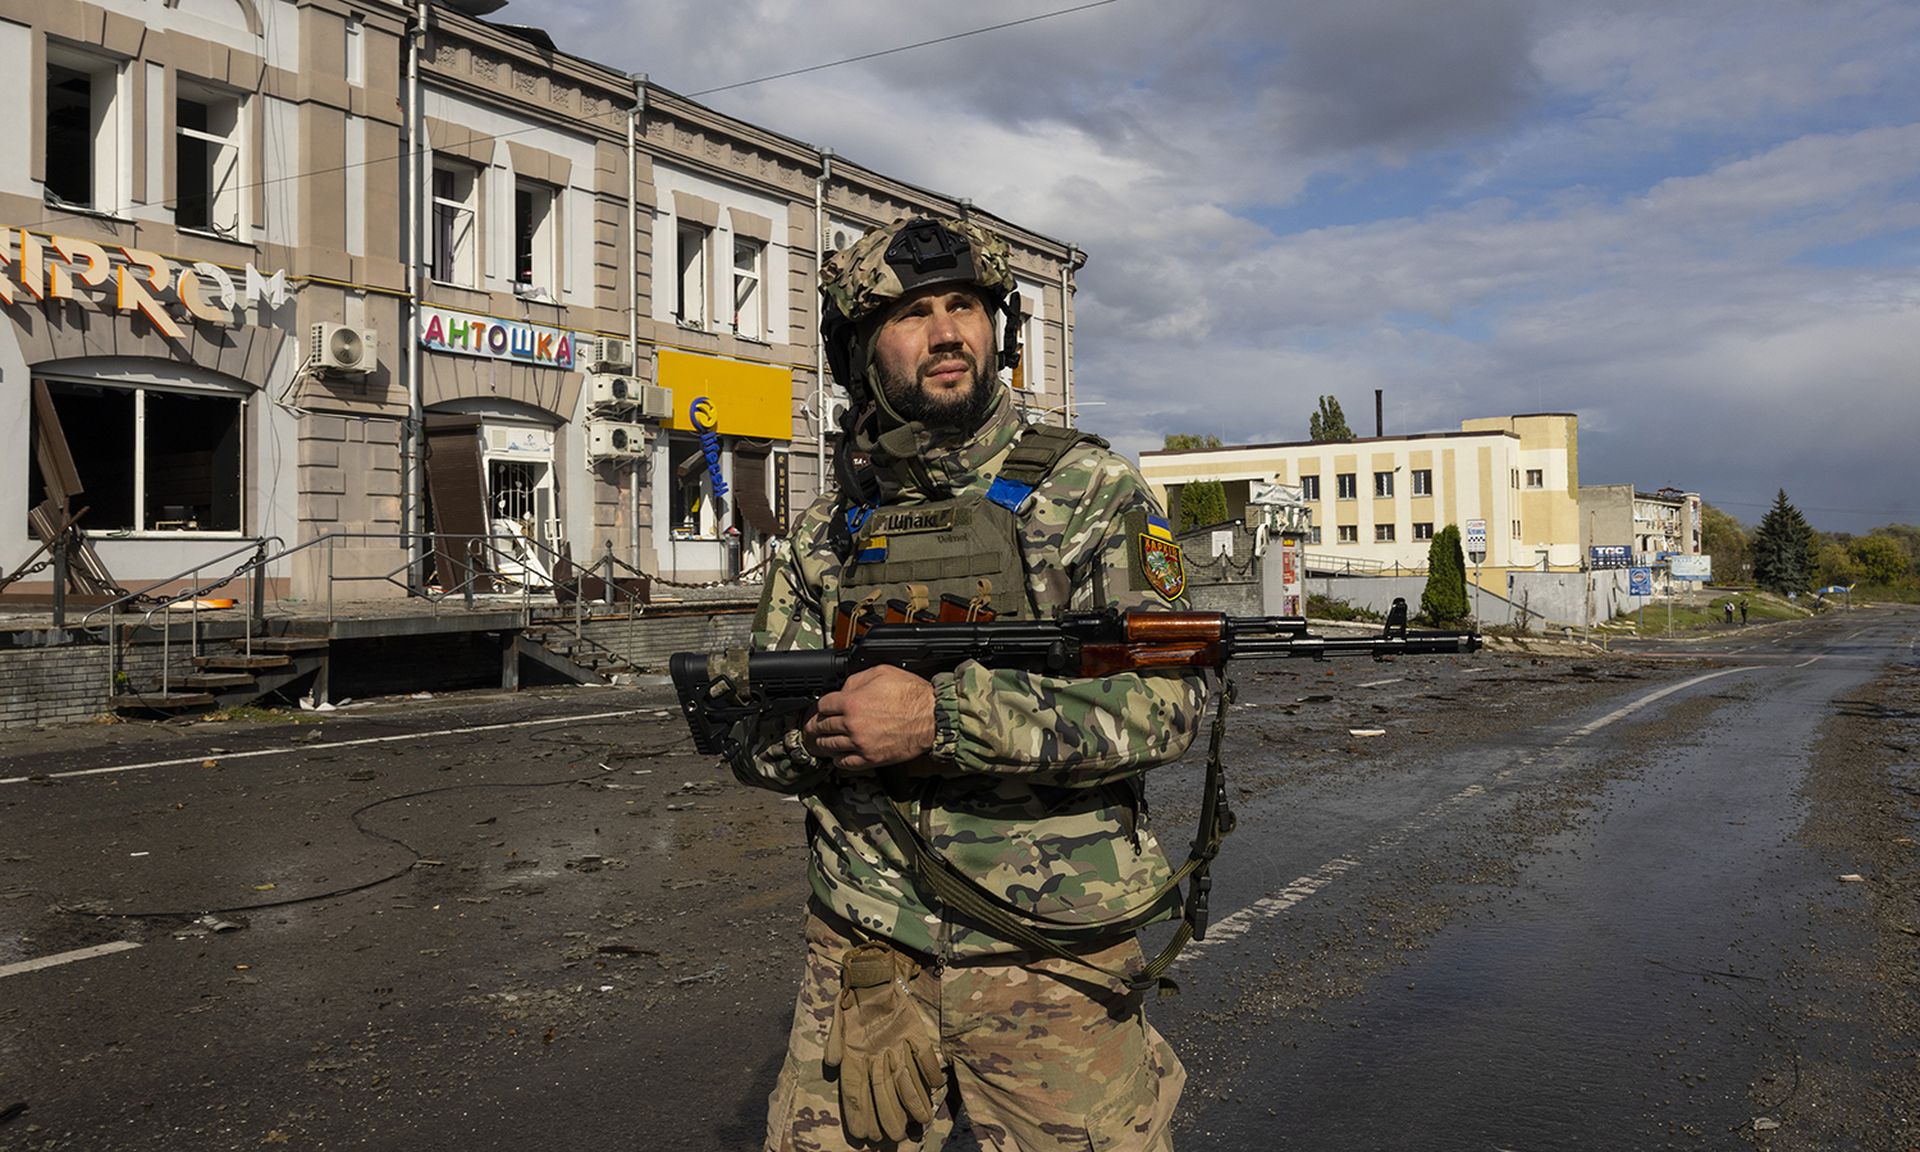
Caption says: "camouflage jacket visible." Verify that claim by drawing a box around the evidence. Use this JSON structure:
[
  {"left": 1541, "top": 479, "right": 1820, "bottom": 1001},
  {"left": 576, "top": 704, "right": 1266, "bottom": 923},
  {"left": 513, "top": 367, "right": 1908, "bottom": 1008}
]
[{"left": 734, "top": 391, "right": 1207, "bottom": 958}]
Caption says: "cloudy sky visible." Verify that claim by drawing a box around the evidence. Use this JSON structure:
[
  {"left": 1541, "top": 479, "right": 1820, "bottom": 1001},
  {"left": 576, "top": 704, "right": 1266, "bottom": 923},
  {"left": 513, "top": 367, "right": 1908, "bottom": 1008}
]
[{"left": 540, "top": 0, "right": 1918, "bottom": 533}]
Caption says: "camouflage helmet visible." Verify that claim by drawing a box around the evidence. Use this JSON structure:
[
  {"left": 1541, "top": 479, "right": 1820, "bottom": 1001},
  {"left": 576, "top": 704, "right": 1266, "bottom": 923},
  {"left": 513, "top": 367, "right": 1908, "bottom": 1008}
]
[{"left": 820, "top": 216, "right": 1023, "bottom": 420}]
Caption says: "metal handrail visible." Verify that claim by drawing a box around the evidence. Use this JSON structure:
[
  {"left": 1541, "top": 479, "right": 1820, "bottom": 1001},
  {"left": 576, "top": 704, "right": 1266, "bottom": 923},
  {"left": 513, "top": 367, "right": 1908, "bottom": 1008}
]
[
  {"left": 77, "top": 537, "right": 284, "bottom": 628},
  {"left": 88, "top": 525, "right": 741, "bottom": 696}
]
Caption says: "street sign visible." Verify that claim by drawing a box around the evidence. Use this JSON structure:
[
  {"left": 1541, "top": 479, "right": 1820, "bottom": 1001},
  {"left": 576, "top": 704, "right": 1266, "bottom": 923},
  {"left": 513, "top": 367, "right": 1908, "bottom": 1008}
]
[
  {"left": 1591, "top": 545, "right": 1632, "bottom": 569},
  {"left": 1465, "top": 519, "right": 1486, "bottom": 555},
  {"left": 1629, "top": 567, "right": 1653, "bottom": 596}
]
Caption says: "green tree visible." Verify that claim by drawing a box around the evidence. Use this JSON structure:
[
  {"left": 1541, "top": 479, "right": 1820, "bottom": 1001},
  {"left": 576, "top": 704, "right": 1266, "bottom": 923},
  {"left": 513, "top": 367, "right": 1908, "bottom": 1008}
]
[
  {"left": 1164, "top": 433, "right": 1228, "bottom": 533},
  {"left": 1849, "top": 533, "right": 1913, "bottom": 586},
  {"left": 1700, "top": 502, "right": 1749, "bottom": 584},
  {"left": 1815, "top": 539, "right": 1861, "bottom": 588},
  {"left": 1751, "top": 489, "right": 1816, "bottom": 595},
  {"left": 1174, "top": 481, "right": 1229, "bottom": 533},
  {"left": 1420, "top": 524, "right": 1469, "bottom": 625},
  {"left": 1309, "top": 396, "right": 1353, "bottom": 442},
  {"left": 1868, "top": 523, "right": 1920, "bottom": 574}
]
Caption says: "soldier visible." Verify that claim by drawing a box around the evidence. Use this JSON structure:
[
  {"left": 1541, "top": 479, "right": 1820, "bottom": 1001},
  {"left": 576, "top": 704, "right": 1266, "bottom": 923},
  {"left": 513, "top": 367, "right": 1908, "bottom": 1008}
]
[{"left": 728, "top": 216, "right": 1206, "bottom": 1151}]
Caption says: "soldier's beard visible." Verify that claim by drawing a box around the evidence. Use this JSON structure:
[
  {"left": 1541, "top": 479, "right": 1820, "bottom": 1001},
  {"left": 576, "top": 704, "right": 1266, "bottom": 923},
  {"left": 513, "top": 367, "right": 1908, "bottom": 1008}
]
[{"left": 879, "top": 350, "right": 998, "bottom": 433}]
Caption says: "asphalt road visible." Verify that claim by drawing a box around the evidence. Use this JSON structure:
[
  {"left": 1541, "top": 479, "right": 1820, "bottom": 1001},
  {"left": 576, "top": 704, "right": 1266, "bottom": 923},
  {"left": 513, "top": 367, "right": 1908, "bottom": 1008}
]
[{"left": 1, "top": 606, "right": 1914, "bottom": 1151}]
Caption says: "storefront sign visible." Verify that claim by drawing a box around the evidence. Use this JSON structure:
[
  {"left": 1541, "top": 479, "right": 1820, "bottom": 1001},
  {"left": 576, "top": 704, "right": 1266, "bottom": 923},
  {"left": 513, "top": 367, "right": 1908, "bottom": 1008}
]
[
  {"left": 1629, "top": 567, "right": 1653, "bottom": 596},
  {"left": 0, "top": 227, "right": 290, "bottom": 340},
  {"left": 419, "top": 306, "right": 576, "bottom": 369},
  {"left": 1590, "top": 545, "right": 1631, "bottom": 569},
  {"left": 656, "top": 350, "right": 792, "bottom": 441},
  {"left": 690, "top": 396, "right": 730, "bottom": 497}
]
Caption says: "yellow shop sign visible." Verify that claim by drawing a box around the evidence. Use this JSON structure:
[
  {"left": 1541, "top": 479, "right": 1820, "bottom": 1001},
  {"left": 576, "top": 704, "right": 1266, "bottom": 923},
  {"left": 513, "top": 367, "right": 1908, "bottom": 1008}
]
[{"left": 656, "top": 350, "right": 790, "bottom": 441}]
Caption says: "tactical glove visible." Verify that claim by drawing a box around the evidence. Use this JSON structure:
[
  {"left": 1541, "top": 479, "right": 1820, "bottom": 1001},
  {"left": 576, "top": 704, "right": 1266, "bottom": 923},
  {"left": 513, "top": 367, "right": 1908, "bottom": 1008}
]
[{"left": 823, "top": 941, "right": 943, "bottom": 1143}]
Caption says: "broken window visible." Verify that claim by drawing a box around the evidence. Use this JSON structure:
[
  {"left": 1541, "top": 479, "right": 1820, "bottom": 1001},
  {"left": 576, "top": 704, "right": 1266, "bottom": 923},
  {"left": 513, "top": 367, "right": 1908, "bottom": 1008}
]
[
  {"left": 45, "top": 46, "right": 123, "bottom": 213},
  {"left": 731, "top": 236, "right": 763, "bottom": 339},
  {"left": 431, "top": 160, "right": 478, "bottom": 285},
  {"left": 27, "top": 381, "right": 241, "bottom": 532},
  {"left": 675, "top": 221, "right": 708, "bottom": 327},
  {"left": 668, "top": 432, "right": 721, "bottom": 538},
  {"left": 176, "top": 80, "right": 243, "bottom": 237},
  {"left": 513, "top": 180, "right": 556, "bottom": 292}
]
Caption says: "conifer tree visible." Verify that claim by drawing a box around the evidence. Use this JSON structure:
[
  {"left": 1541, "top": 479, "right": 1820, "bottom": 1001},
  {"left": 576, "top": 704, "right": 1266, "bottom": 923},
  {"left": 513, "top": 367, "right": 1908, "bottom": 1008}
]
[
  {"left": 1164, "top": 433, "right": 1229, "bottom": 533},
  {"left": 1751, "top": 489, "right": 1816, "bottom": 595},
  {"left": 1420, "top": 524, "right": 1470, "bottom": 624}
]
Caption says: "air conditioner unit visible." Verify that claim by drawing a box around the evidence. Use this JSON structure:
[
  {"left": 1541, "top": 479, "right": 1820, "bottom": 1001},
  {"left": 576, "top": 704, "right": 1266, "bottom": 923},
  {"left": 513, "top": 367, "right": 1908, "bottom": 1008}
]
[
  {"left": 311, "top": 323, "right": 378, "bottom": 373},
  {"left": 637, "top": 384, "right": 674, "bottom": 421},
  {"left": 582, "top": 336, "right": 633, "bottom": 373},
  {"left": 585, "top": 420, "right": 646, "bottom": 459},
  {"left": 587, "top": 374, "right": 640, "bottom": 409}
]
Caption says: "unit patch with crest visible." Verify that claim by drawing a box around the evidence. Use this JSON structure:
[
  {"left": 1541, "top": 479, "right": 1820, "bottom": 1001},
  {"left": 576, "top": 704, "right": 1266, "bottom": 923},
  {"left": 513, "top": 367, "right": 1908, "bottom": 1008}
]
[{"left": 1125, "top": 509, "right": 1185, "bottom": 602}]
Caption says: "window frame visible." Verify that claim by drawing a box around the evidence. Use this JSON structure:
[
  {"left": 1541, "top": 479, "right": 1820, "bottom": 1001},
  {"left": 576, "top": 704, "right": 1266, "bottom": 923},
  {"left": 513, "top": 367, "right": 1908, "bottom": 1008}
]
[
  {"left": 730, "top": 234, "right": 765, "bottom": 340},
  {"left": 1411, "top": 469, "right": 1432, "bottom": 496},
  {"left": 1373, "top": 470, "right": 1394, "bottom": 498},
  {"left": 1512, "top": 519, "right": 1522, "bottom": 539},
  {"left": 1336, "top": 524, "right": 1359, "bottom": 544},
  {"left": 675, "top": 220, "right": 710, "bottom": 328},
  {"left": 28, "top": 377, "right": 247, "bottom": 537},
  {"left": 667, "top": 430, "right": 728, "bottom": 539},
  {"left": 1413, "top": 521, "right": 1434, "bottom": 541},
  {"left": 175, "top": 77, "right": 246, "bottom": 240},
  {"left": 512, "top": 178, "right": 558, "bottom": 294},
  {"left": 430, "top": 157, "right": 480, "bottom": 287},
  {"left": 1306, "top": 526, "right": 1322, "bottom": 546},
  {"left": 1375, "top": 523, "right": 1396, "bottom": 543},
  {"left": 1525, "top": 468, "right": 1544, "bottom": 489},
  {"left": 1299, "top": 474, "right": 1320, "bottom": 501},
  {"left": 44, "top": 43, "right": 129, "bottom": 218},
  {"left": 1335, "top": 472, "right": 1357, "bottom": 500}
]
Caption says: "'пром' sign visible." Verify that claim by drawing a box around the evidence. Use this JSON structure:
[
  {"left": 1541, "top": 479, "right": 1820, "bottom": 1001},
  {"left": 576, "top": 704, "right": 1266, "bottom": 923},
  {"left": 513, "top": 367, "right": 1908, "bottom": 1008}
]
[
  {"left": 419, "top": 305, "right": 577, "bottom": 370},
  {"left": 0, "top": 227, "right": 291, "bottom": 339}
]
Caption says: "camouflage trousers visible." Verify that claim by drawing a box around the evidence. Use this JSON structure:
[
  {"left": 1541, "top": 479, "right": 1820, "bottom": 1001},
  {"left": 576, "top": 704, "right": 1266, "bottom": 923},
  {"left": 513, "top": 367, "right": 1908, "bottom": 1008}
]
[{"left": 763, "top": 903, "right": 1185, "bottom": 1151}]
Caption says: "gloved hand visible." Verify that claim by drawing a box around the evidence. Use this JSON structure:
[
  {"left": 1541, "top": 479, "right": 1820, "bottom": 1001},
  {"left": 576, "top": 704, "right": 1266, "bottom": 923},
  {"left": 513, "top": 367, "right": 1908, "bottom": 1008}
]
[{"left": 823, "top": 941, "right": 943, "bottom": 1143}]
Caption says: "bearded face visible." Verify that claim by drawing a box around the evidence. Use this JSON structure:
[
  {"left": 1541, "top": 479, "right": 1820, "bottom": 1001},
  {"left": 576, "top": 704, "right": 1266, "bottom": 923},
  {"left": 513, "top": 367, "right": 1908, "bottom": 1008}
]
[{"left": 871, "top": 288, "right": 1001, "bottom": 433}]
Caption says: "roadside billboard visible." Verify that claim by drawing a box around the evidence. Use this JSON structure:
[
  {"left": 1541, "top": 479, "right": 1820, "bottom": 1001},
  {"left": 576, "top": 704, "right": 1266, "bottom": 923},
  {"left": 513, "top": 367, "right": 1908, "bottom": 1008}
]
[{"left": 1669, "top": 554, "right": 1712, "bottom": 580}]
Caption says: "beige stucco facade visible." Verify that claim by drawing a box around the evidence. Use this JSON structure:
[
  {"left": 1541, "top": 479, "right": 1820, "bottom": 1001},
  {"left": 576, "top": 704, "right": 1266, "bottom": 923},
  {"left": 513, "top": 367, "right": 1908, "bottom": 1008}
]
[{"left": 2, "top": 0, "right": 1080, "bottom": 602}]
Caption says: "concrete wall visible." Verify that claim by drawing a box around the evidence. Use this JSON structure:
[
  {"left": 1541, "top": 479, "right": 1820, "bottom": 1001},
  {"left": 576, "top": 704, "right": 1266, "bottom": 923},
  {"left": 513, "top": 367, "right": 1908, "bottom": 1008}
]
[{"left": 1504, "top": 567, "right": 1637, "bottom": 629}]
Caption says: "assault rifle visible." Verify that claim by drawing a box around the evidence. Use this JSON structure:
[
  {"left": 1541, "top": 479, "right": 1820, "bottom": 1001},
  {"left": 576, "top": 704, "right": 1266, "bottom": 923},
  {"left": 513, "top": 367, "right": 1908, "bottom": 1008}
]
[
  {"left": 670, "top": 596, "right": 1480, "bottom": 762},
  {"left": 670, "top": 596, "right": 1477, "bottom": 985}
]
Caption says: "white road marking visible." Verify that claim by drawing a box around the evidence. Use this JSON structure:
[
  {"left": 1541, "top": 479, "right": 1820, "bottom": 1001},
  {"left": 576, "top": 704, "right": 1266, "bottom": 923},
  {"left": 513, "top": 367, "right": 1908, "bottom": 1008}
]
[
  {"left": 1357, "top": 677, "right": 1405, "bottom": 688},
  {"left": 1795, "top": 656, "right": 1822, "bottom": 668},
  {"left": 1566, "top": 667, "right": 1752, "bottom": 739},
  {"left": 1182, "top": 664, "right": 1761, "bottom": 965},
  {"left": 0, "top": 941, "right": 141, "bottom": 979},
  {"left": 0, "top": 708, "right": 656, "bottom": 786}
]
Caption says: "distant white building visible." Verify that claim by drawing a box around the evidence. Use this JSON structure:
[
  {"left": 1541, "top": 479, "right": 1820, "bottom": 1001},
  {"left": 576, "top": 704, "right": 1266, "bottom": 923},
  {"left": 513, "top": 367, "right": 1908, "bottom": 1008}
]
[{"left": 1140, "top": 414, "right": 1584, "bottom": 583}]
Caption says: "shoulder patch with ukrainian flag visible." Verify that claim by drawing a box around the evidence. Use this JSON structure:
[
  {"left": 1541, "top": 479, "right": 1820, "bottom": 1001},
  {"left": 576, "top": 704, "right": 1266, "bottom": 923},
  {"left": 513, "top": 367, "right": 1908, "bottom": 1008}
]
[{"left": 1126, "top": 510, "right": 1185, "bottom": 602}]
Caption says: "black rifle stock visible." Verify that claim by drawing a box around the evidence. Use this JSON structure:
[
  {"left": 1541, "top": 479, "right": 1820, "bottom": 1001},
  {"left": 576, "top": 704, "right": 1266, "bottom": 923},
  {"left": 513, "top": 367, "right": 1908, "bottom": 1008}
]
[{"left": 671, "top": 597, "right": 1480, "bottom": 762}]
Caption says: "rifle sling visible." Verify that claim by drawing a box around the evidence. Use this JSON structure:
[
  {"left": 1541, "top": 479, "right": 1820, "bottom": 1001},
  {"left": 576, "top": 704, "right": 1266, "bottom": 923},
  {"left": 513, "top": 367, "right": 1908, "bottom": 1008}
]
[{"left": 873, "top": 678, "right": 1235, "bottom": 997}]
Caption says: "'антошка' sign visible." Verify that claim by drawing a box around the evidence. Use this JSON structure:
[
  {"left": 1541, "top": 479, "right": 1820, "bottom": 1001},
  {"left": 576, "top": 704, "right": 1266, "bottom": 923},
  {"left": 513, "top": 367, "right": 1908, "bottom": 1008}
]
[{"left": 419, "top": 306, "right": 576, "bottom": 369}]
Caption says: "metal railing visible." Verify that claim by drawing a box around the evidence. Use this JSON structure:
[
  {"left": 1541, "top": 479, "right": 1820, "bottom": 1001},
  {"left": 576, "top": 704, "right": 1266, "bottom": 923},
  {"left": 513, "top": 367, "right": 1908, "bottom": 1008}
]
[{"left": 76, "top": 527, "right": 709, "bottom": 698}]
